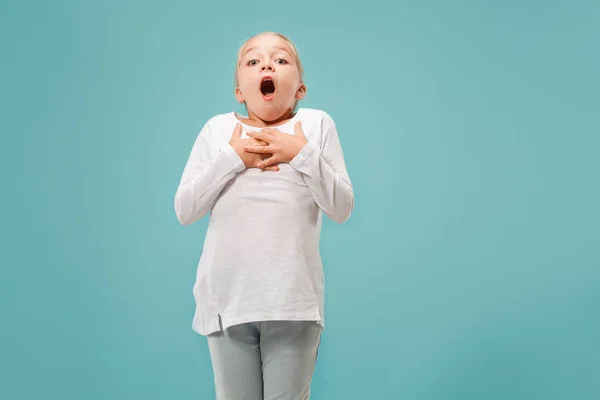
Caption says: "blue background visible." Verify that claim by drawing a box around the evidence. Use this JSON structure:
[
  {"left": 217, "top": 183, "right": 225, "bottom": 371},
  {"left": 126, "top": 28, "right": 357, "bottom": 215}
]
[{"left": 2, "top": 0, "right": 599, "bottom": 399}]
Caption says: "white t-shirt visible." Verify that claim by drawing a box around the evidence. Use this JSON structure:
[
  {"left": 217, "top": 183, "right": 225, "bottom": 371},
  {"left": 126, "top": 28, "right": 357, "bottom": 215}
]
[{"left": 174, "top": 108, "right": 354, "bottom": 336}]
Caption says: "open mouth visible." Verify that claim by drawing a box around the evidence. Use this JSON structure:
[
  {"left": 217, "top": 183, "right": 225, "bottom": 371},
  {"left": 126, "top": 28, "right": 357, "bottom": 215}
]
[{"left": 260, "top": 77, "right": 276, "bottom": 99}]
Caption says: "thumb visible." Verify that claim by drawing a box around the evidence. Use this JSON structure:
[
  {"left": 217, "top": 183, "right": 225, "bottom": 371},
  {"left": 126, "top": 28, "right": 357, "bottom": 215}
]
[
  {"left": 231, "top": 123, "right": 242, "bottom": 140},
  {"left": 294, "top": 121, "right": 306, "bottom": 139}
]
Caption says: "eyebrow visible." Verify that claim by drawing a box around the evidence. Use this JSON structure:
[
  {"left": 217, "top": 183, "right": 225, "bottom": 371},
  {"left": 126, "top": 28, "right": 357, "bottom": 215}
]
[{"left": 242, "top": 46, "right": 292, "bottom": 58}]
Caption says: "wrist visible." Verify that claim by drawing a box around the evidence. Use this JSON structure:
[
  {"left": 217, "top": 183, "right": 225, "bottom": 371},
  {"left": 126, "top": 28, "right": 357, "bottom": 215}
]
[
  {"left": 289, "top": 140, "right": 318, "bottom": 169},
  {"left": 289, "top": 140, "right": 308, "bottom": 162},
  {"left": 220, "top": 142, "right": 246, "bottom": 172}
]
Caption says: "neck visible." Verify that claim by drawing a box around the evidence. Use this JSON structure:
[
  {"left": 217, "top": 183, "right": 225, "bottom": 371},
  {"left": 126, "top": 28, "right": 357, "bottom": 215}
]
[{"left": 244, "top": 106, "right": 296, "bottom": 127}]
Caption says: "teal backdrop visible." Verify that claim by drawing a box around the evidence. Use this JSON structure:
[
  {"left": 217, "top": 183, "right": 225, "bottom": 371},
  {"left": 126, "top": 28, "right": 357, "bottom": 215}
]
[{"left": 2, "top": 0, "right": 599, "bottom": 399}]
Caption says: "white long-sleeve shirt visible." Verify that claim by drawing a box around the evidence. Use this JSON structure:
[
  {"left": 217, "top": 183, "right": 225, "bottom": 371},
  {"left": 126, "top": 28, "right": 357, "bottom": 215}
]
[{"left": 174, "top": 108, "right": 354, "bottom": 336}]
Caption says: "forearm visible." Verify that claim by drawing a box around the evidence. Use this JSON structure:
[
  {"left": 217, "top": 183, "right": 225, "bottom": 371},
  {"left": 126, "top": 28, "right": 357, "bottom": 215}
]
[
  {"left": 174, "top": 144, "right": 245, "bottom": 225},
  {"left": 290, "top": 141, "right": 354, "bottom": 223}
]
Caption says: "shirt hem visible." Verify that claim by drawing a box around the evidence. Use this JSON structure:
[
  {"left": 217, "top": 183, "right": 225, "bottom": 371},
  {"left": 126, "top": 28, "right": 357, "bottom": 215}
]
[{"left": 192, "top": 311, "right": 324, "bottom": 336}]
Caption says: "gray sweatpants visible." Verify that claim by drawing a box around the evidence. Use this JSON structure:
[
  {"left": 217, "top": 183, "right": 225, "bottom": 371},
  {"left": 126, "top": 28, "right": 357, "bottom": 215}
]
[{"left": 206, "top": 320, "right": 322, "bottom": 400}]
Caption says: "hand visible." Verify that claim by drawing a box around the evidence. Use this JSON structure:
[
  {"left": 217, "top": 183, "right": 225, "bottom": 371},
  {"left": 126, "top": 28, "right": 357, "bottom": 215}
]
[
  {"left": 244, "top": 121, "right": 308, "bottom": 169},
  {"left": 229, "top": 123, "right": 280, "bottom": 172}
]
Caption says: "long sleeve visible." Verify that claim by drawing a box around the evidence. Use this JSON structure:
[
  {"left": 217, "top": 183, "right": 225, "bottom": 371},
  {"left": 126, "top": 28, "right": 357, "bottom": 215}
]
[
  {"left": 289, "top": 115, "right": 354, "bottom": 223},
  {"left": 174, "top": 121, "right": 245, "bottom": 226}
]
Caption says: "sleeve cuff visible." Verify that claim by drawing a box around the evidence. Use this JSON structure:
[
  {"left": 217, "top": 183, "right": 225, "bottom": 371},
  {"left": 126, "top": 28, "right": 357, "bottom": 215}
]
[
  {"left": 220, "top": 143, "right": 246, "bottom": 173},
  {"left": 289, "top": 141, "right": 319, "bottom": 171}
]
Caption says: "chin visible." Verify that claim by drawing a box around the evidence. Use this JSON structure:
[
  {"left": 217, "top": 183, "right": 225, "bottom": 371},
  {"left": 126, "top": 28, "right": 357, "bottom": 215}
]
[{"left": 249, "top": 101, "right": 292, "bottom": 122}]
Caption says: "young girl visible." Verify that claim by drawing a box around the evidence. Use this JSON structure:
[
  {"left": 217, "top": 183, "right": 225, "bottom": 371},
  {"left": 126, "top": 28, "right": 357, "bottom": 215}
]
[{"left": 174, "top": 32, "right": 354, "bottom": 400}]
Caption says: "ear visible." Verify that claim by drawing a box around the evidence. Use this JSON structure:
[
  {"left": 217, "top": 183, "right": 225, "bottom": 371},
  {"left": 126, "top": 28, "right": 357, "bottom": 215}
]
[
  {"left": 295, "top": 82, "right": 307, "bottom": 101},
  {"left": 235, "top": 87, "right": 244, "bottom": 104}
]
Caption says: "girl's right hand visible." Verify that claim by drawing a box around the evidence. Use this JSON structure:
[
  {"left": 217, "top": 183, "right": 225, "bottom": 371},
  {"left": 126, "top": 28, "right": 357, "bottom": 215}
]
[{"left": 229, "top": 124, "right": 280, "bottom": 172}]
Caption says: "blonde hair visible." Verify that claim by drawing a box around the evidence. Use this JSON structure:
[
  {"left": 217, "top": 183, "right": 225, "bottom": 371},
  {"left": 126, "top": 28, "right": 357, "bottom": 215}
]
[{"left": 234, "top": 32, "right": 304, "bottom": 87}]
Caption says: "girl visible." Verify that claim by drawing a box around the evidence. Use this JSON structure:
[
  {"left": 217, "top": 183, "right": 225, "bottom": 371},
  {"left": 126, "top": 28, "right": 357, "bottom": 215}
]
[{"left": 174, "top": 32, "right": 354, "bottom": 400}]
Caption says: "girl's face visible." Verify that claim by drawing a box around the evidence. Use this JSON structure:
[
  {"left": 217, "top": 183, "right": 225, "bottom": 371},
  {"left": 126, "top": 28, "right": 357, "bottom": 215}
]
[{"left": 235, "top": 34, "right": 305, "bottom": 121}]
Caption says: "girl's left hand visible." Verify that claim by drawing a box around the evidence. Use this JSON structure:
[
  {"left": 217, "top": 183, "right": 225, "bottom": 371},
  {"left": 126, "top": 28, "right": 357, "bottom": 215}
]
[{"left": 245, "top": 121, "right": 308, "bottom": 169}]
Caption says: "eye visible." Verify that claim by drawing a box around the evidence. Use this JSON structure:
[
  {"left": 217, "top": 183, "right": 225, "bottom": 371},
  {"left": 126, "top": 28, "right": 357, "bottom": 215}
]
[
  {"left": 247, "top": 59, "right": 259, "bottom": 66},
  {"left": 275, "top": 58, "right": 288, "bottom": 65}
]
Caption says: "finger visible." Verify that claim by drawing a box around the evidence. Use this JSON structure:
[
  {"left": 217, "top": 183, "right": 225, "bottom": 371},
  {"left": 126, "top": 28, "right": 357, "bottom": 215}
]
[
  {"left": 263, "top": 165, "right": 280, "bottom": 172},
  {"left": 261, "top": 128, "right": 280, "bottom": 136},
  {"left": 231, "top": 123, "right": 242, "bottom": 140},
  {"left": 251, "top": 138, "right": 269, "bottom": 146},
  {"left": 249, "top": 138, "right": 268, "bottom": 146},
  {"left": 246, "top": 130, "right": 272, "bottom": 142},
  {"left": 257, "top": 156, "right": 278, "bottom": 168},
  {"left": 294, "top": 121, "right": 306, "bottom": 138},
  {"left": 244, "top": 145, "right": 272, "bottom": 154}
]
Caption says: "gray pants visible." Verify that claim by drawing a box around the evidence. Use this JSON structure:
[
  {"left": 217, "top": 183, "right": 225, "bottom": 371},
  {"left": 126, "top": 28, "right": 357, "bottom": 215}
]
[{"left": 207, "top": 320, "right": 322, "bottom": 400}]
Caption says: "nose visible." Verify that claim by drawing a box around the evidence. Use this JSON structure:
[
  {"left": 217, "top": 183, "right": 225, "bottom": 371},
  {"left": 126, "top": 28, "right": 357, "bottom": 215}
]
[{"left": 261, "top": 63, "right": 274, "bottom": 72}]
